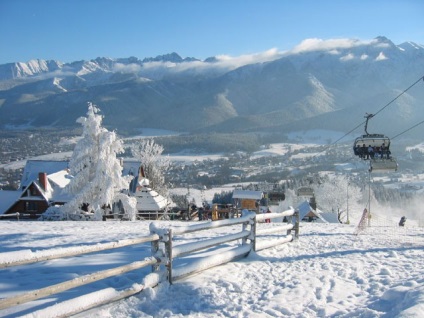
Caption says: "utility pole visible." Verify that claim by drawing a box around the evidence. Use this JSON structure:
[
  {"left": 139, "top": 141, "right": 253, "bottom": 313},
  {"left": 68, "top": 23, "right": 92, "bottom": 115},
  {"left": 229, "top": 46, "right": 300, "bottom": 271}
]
[{"left": 346, "top": 179, "right": 350, "bottom": 224}]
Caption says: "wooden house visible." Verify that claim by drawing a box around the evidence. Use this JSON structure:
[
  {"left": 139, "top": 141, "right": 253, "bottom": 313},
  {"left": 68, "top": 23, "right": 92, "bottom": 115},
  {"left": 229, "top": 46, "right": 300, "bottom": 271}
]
[
  {"left": 232, "top": 189, "right": 263, "bottom": 212},
  {"left": 4, "top": 170, "right": 72, "bottom": 218}
]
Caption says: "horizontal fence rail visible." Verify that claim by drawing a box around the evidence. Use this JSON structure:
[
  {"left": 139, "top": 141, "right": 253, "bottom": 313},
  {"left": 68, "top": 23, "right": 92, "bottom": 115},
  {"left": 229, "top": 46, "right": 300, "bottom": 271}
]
[
  {"left": 254, "top": 208, "right": 299, "bottom": 251},
  {"left": 149, "top": 208, "right": 299, "bottom": 284},
  {"left": 0, "top": 258, "right": 159, "bottom": 311},
  {"left": 0, "top": 207, "right": 300, "bottom": 317},
  {"left": 0, "top": 233, "right": 162, "bottom": 317},
  {"left": 0, "top": 234, "right": 160, "bottom": 269}
]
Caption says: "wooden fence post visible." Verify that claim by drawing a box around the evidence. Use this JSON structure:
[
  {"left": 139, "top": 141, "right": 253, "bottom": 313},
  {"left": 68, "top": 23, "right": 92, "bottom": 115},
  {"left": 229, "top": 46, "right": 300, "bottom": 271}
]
[
  {"left": 294, "top": 211, "right": 300, "bottom": 239},
  {"left": 251, "top": 213, "right": 257, "bottom": 252},
  {"left": 166, "top": 228, "right": 173, "bottom": 284},
  {"left": 287, "top": 214, "right": 293, "bottom": 236},
  {"left": 150, "top": 229, "right": 161, "bottom": 274}
]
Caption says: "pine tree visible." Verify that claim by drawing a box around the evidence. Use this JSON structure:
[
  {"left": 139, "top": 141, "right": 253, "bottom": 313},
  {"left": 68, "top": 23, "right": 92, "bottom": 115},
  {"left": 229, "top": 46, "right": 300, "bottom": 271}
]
[{"left": 42, "top": 103, "right": 137, "bottom": 221}]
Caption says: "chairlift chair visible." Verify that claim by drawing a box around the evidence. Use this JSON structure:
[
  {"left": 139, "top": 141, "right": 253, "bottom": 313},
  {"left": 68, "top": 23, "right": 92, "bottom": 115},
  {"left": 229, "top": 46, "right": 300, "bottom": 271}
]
[
  {"left": 369, "top": 158, "right": 398, "bottom": 172},
  {"left": 353, "top": 113, "right": 398, "bottom": 172}
]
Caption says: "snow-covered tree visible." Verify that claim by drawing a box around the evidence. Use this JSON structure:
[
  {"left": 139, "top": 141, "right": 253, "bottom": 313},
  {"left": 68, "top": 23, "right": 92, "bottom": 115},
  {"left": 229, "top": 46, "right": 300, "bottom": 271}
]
[
  {"left": 313, "top": 174, "right": 362, "bottom": 223},
  {"left": 131, "top": 138, "right": 171, "bottom": 197},
  {"left": 41, "top": 103, "right": 137, "bottom": 221}
]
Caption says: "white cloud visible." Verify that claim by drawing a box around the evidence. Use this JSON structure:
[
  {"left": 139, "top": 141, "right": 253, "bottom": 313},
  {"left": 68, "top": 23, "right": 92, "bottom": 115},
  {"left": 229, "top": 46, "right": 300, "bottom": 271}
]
[
  {"left": 132, "top": 48, "right": 284, "bottom": 77},
  {"left": 213, "top": 48, "right": 282, "bottom": 68},
  {"left": 114, "top": 63, "right": 142, "bottom": 73},
  {"left": 290, "top": 38, "right": 374, "bottom": 54},
  {"left": 110, "top": 38, "right": 391, "bottom": 77},
  {"left": 340, "top": 53, "right": 355, "bottom": 61}
]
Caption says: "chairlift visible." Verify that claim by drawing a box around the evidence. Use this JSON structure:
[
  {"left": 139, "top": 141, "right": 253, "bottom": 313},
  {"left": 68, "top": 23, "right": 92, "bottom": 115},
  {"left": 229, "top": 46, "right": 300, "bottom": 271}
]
[
  {"left": 353, "top": 113, "right": 398, "bottom": 172},
  {"left": 297, "top": 187, "right": 314, "bottom": 197}
]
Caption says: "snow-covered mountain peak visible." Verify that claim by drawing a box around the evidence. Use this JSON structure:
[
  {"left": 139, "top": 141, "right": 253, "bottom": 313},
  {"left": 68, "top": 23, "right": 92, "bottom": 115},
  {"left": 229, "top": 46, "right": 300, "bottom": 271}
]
[
  {"left": 373, "top": 36, "right": 395, "bottom": 46},
  {"left": 397, "top": 41, "right": 424, "bottom": 51},
  {"left": 142, "top": 52, "right": 200, "bottom": 64}
]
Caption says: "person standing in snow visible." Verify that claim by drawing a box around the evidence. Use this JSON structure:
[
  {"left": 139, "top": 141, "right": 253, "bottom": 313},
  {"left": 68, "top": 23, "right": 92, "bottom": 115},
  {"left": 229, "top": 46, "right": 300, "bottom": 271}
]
[{"left": 265, "top": 208, "right": 271, "bottom": 223}]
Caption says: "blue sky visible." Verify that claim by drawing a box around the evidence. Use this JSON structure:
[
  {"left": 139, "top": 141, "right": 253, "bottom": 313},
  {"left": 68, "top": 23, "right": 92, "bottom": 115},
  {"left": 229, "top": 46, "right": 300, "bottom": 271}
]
[{"left": 0, "top": 0, "right": 423, "bottom": 64}]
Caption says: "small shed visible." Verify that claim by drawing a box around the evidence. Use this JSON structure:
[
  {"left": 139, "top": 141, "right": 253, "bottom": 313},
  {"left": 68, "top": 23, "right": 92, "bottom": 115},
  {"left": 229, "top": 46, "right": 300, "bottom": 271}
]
[
  {"left": 232, "top": 189, "right": 263, "bottom": 210},
  {"left": 297, "top": 201, "right": 315, "bottom": 220}
]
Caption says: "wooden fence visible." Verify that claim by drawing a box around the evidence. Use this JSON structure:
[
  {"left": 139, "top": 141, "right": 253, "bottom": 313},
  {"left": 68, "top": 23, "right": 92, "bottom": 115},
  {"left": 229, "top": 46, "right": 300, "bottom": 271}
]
[
  {"left": 0, "top": 208, "right": 299, "bottom": 317},
  {"left": 150, "top": 208, "right": 299, "bottom": 283}
]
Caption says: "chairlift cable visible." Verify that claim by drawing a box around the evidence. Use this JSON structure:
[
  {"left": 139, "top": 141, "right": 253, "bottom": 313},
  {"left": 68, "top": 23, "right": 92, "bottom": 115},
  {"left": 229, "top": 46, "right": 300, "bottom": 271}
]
[
  {"left": 305, "top": 75, "right": 424, "bottom": 167},
  {"left": 332, "top": 75, "right": 424, "bottom": 147},
  {"left": 391, "top": 118, "right": 424, "bottom": 140},
  {"left": 372, "top": 75, "right": 424, "bottom": 118}
]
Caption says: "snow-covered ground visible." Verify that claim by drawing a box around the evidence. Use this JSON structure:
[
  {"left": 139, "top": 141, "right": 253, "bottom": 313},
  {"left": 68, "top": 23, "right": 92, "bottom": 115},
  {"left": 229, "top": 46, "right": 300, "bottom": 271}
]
[
  {"left": 0, "top": 215, "right": 423, "bottom": 318},
  {"left": 1, "top": 129, "right": 424, "bottom": 317}
]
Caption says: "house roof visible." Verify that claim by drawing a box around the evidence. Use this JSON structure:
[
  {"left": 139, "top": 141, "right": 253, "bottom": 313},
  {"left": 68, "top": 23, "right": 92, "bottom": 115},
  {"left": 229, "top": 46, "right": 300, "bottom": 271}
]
[
  {"left": 20, "top": 159, "right": 138, "bottom": 191},
  {"left": 16, "top": 158, "right": 142, "bottom": 204},
  {"left": 0, "top": 190, "right": 21, "bottom": 215},
  {"left": 20, "top": 160, "right": 69, "bottom": 190},
  {"left": 133, "top": 187, "right": 169, "bottom": 211},
  {"left": 19, "top": 169, "right": 73, "bottom": 204},
  {"left": 47, "top": 169, "right": 73, "bottom": 189},
  {"left": 44, "top": 170, "right": 73, "bottom": 202},
  {"left": 317, "top": 211, "right": 340, "bottom": 223},
  {"left": 297, "top": 201, "right": 315, "bottom": 220},
  {"left": 232, "top": 189, "right": 263, "bottom": 200}
]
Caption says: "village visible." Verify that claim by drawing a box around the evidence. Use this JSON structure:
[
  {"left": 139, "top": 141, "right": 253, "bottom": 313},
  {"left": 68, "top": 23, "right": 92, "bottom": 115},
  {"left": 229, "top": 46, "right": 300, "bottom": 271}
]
[
  {"left": 1, "top": 105, "right": 424, "bottom": 224},
  {"left": 0, "top": 155, "right": 327, "bottom": 222},
  {"left": 1, "top": 124, "right": 424, "bottom": 224}
]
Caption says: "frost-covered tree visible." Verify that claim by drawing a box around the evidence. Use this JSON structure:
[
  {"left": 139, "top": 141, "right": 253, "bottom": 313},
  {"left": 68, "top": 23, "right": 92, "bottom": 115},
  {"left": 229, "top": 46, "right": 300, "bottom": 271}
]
[
  {"left": 41, "top": 103, "right": 137, "bottom": 221},
  {"left": 313, "top": 174, "right": 362, "bottom": 222},
  {"left": 131, "top": 138, "right": 171, "bottom": 196}
]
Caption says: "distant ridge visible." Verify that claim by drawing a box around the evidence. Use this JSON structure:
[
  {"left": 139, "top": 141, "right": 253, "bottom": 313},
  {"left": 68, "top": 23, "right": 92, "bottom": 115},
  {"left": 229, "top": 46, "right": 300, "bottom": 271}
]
[{"left": 0, "top": 36, "right": 423, "bottom": 138}]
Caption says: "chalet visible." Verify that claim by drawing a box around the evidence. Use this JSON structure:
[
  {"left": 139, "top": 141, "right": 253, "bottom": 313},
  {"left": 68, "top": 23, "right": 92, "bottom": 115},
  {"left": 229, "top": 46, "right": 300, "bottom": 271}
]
[
  {"left": 4, "top": 170, "right": 72, "bottom": 218},
  {"left": 20, "top": 160, "right": 69, "bottom": 191},
  {"left": 1, "top": 159, "right": 142, "bottom": 218},
  {"left": 1, "top": 158, "right": 175, "bottom": 220}
]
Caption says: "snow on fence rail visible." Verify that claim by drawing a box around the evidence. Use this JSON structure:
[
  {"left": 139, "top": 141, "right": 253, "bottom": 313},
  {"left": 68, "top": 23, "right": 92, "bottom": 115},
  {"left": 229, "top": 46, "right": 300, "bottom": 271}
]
[
  {"left": 150, "top": 208, "right": 299, "bottom": 283},
  {"left": 0, "top": 208, "right": 299, "bottom": 317},
  {"left": 255, "top": 208, "right": 299, "bottom": 251}
]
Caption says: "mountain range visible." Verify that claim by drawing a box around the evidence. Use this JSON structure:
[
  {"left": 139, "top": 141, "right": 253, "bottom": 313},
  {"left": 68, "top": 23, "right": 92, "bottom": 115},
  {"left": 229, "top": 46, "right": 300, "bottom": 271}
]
[{"left": 1, "top": 36, "right": 423, "bottom": 139}]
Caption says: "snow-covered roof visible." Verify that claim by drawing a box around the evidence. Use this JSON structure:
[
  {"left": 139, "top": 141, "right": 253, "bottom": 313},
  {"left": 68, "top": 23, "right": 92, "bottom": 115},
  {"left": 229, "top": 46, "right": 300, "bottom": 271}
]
[
  {"left": 0, "top": 190, "right": 21, "bottom": 215},
  {"left": 133, "top": 187, "right": 169, "bottom": 211},
  {"left": 232, "top": 189, "right": 263, "bottom": 200},
  {"left": 21, "top": 169, "right": 74, "bottom": 204},
  {"left": 20, "top": 159, "right": 139, "bottom": 191},
  {"left": 46, "top": 170, "right": 73, "bottom": 203},
  {"left": 48, "top": 170, "right": 73, "bottom": 189},
  {"left": 20, "top": 160, "right": 69, "bottom": 190},
  {"left": 297, "top": 201, "right": 315, "bottom": 220},
  {"left": 317, "top": 212, "right": 340, "bottom": 223}
]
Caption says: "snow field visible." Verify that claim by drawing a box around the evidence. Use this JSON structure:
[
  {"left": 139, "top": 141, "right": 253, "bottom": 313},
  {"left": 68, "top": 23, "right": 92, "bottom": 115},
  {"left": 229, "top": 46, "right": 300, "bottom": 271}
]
[{"left": 0, "top": 220, "right": 423, "bottom": 317}]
